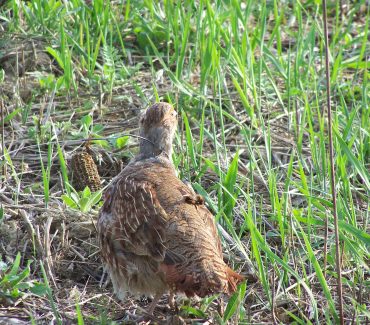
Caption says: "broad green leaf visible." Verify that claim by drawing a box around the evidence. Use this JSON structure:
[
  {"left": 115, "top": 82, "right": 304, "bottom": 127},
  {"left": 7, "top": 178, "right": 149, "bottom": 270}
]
[{"left": 61, "top": 195, "right": 78, "bottom": 209}]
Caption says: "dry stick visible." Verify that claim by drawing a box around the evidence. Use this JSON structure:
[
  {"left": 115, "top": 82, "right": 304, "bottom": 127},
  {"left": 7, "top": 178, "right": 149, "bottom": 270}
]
[
  {"left": 0, "top": 99, "right": 5, "bottom": 179},
  {"left": 271, "top": 267, "right": 277, "bottom": 325},
  {"left": 322, "top": 1, "right": 344, "bottom": 324},
  {"left": 0, "top": 134, "right": 156, "bottom": 159}
]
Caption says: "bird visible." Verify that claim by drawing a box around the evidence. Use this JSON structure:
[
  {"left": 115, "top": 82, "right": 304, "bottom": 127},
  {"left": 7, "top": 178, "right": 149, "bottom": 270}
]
[{"left": 97, "top": 102, "right": 244, "bottom": 314}]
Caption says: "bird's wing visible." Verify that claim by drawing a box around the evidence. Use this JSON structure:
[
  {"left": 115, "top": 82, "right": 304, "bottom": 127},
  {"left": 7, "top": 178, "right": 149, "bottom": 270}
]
[{"left": 98, "top": 173, "right": 168, "bottom": 262}]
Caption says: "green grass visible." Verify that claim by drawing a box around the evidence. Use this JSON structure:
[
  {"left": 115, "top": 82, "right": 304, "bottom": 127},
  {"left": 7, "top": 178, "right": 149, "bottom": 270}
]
[{"left": 0, "top": 0, "right": 369, "bottom": 323}]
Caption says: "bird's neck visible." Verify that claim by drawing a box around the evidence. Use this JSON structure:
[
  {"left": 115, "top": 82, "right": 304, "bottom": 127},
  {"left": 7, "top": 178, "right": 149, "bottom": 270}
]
[
  {"left": 138, "top": 128, "right": 173, "bottom": 160},
  {"left": 138, "top": 141, "right": 172, "bottom": 159}
]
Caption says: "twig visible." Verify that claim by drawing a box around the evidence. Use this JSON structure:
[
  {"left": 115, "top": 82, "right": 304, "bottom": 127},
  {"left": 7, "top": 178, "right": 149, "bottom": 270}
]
[
  {"left": 43, "top": 215, "right": 59, "bottom": 293},
  {"left": 0, "top": 134, "right": 155, "bottom": 159},
  {"left": 271, "top": 267, "right": 277, "bottom": 325},
  {"left": 322, "top": 1, "right": 344, "bottom": 324},
  {"left": 0, "top": 99, "right": 6, "bottom": 179},
  {"left": 63, "top": 293, "right": 104, "bottom": 310},
  {"left": 18, "top": 209, "right": 44, "bottom": 257},
  {"left": 70, "top": 245, "right": 86, "bottom": 261}
]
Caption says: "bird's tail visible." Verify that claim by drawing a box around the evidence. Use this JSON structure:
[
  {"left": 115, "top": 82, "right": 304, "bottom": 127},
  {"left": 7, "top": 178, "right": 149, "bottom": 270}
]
[{"left": 226, "top": 266, "right": 244, "bottom": 293}]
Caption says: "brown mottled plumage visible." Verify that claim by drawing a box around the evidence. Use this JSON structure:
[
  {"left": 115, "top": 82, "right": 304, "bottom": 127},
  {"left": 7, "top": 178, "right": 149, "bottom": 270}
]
[{"left": 97, "top": 103, "right": 243, "bottom": 313}]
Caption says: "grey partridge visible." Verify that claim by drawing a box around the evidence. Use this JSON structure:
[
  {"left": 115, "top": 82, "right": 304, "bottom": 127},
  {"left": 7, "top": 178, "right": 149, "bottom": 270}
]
[{"left": 97, "top": 103, "right": 243, "bottom": 313}]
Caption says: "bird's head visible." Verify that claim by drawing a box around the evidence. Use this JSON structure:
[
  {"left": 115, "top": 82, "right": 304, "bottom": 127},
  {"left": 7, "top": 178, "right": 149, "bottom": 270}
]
[{"left": 139, "top": 102, "right": 178, "bottom": 159}]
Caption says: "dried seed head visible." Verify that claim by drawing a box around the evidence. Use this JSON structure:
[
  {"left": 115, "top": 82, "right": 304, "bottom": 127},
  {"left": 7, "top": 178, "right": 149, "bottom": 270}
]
[{"left": 71, "top": 151, "right": 101, "bottom": 192}]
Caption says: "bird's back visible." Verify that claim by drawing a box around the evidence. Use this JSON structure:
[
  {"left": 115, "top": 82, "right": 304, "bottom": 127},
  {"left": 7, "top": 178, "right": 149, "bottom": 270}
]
[{"left": 98, "top": 156, "right": 242, "bottom": 299}]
